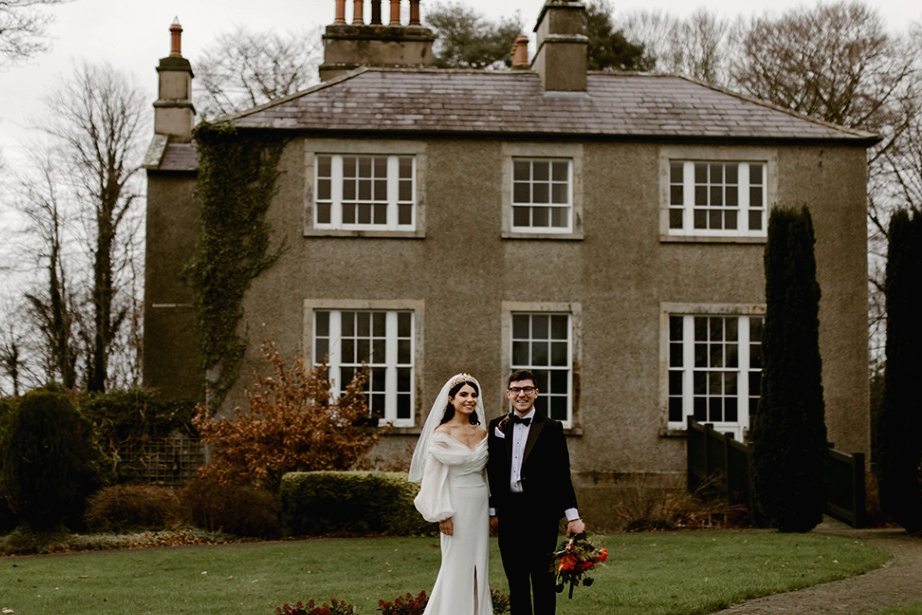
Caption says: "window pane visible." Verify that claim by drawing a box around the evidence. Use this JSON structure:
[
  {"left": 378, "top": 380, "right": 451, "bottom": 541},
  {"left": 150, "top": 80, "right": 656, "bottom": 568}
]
[
  {"left": 531, "top": 342, "right": 549, "bottom": 365},
  {"left": 726, "top": 210, "right": 738, "bottom": 229},
  {"left": 399, "top": 203, "right": 412, "bottom": 225},
  {"left": 513, "top": 206, "right": 530, "bottom": 226},
  {"left": 532, "top": 315, "right": 549, "bottom": 339},
  {"left": 669, "top": 370, "right": 683, "bottom": 395},
  {"left": 342, "top": 339, "right": 355, "bottom": 362},
  {"left": 551, "top": 341, "right": 567, "bottom": 366},
  {"left": 533, "top": 183, "right": 549, "bottom": 204},
  {"left": 342, "top": 312, "right": 355, "bottom": 336},
  {"left": 316, "top": 338, "right": 329, "bottom": 361},
  {"left": 552, "top": 161, "right": 568, "bottom": 181},
  {"left": 317, "top": 202, "right": 331, "bottom": 224},
  {"left": 373, "top": 204, "right": 387, "bottom": 224},
  {"left": 512, "top": 341, "right": 529, "bottom": 365},
  {"left": 374, "top": 179, "right": 387, "bottom": 200},
  {"left": 670, "top": 342, "right": 683, "bottom": 367},
  {"left": 343, "top": 157, "right": 357, "bottom": 177},
  {"left": 725, "top": 164, "right": 738, "bottom": 184},
  {"left": 317, "top": 178, "right": 331, "bottom": 201},
  {"left": 533, "top": 161, "right": 549, "bottom": 181},
  {"left": 514, "top": 183, "right": 530, "bottom": 204},
  {"left": 670, "top": 186, "right": 684, "bottom": 206},
  {"left": 359, "top": 157, "right": 372, "bottom": 177},
  {"left": 317, "top": 156, "right": 332, "bottom": 177},
  {"left": 670, "top": 162, "right": 683, "bottom": 183},
  {"left": 669, "top": 397, "right": 683, "bottom": 422},
  {"left": 551, "top": 315, "right": 568, "bottom": 339},
  {"left": 399, "top": 157, "right": 413, "bottom": 179},
  {"left": 551, "top": 207, "right": 569, "bottom": 227},
  {"left": 357, "top": 339, "right": 370, "bottom": 362},
  {"left": 550, "top": 369, "right": 568, "bottom": 392},
  {"left": 533, "top": 206, "right": 549, "bottom": 226},
  {"left": 550, "top": 396, "right": 567, "bottom": 421},
  {"left": 398, "top": 312, "right": 412, "bottom": 337},
  {"left": 726, "top": 186, "right": 738, "bottom": 206},
  {"left": 670, "top": 208, "right": 683, "bottom": 229},
  {"left": 398, "top": 339, "right": 411, "bottom": 364},
  {"left": 316, "top": 311, "right": 330, "bottom": 336},
  {"left": 512, "top": 315, "right": 530, "bottom": 338},
  {"left": 513, "top": 160, "right": 530, "bottom": 181},
  {"left": 552, "top": 183, "right": 568, "bottom": 204},
  {"left": 399, "top": 180, "right": 412, "bottom": 202},
  {"left": 695, "top": 163, "right": 707, "bottom": 184},
  {"left": 359, "top": 179, "right": 372, "bottom": 201},
  {"left": 749, "top": 210, "right": 762, "bottom": 231}
]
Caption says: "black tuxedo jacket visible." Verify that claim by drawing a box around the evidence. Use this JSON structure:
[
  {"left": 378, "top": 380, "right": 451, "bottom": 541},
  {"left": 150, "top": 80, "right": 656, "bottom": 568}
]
[{"left": 487, "top": 412, "right": 578, "bottom": 522}]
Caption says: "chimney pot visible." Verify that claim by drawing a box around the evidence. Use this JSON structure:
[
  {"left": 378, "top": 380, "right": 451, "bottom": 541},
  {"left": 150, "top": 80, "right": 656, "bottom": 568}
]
[
  {"left": 409, "top": 0, "right": 420, "bottom": 25},
  {"left": 371, "top": 0, "right": 382, "bottom": 24},
  {"left": 352, "top": 0, "right": 365, "bottom": 24},
  {"left": 511, "top": 34, "right": 530, "bottom": 68},
  {"left": 334, "top": 0, "right": 347, "bottom": 24},
  {"left": 169, "top": 17, "right": 182, "bottom": 56},
  {"left": 389, "top": 0, "right": 401, "bottom": 26}
]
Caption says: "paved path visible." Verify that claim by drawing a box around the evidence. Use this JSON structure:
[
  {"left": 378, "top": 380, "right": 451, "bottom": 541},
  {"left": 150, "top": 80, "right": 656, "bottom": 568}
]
[{"left": 711, "top": 520, "right": 922, "bottom": 615}]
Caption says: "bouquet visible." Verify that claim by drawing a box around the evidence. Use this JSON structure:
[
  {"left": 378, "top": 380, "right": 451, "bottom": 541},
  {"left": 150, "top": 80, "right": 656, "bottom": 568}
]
[{"left": 550, "top": 533, "right": 608, "bottom": 599}]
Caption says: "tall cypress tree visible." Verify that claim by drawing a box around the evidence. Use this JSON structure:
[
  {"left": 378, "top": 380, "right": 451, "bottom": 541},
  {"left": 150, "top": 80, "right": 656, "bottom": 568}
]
[
  {"left": 751, "top": 206, "right": 828, "bottom": 532},
  {"left": 873, "top": 209, "right": 922, "bottom": 535}
]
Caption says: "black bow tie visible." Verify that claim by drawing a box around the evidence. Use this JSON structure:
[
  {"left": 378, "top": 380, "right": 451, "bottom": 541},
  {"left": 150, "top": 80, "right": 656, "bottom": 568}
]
[{"left": 512, "top": 415, "right": 531, "bottom": 426}]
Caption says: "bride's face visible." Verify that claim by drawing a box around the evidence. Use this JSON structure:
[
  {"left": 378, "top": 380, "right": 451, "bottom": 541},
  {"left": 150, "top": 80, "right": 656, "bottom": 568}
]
[{"left": 449, "top": 384, "right": 479, "bottom": 417}]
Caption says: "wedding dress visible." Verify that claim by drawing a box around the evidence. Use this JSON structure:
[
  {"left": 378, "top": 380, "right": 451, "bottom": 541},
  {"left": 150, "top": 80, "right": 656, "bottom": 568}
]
[{"left": 414, "top": 431, "right": 492, "bottom": 615}]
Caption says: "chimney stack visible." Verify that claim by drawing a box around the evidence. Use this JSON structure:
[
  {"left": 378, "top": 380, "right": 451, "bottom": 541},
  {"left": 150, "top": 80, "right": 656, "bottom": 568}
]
[
  {"left": 532, "top": 1, "right": 588, "bottom": 92},
  {"left": 511, "top": 34, "right": 530, "bottom": 69},
  {"left": 154, "top": 18, "right": 195, "bottom": 142},
  {"left": 320, "top": 0, "right": 435, "bottom": 81}
]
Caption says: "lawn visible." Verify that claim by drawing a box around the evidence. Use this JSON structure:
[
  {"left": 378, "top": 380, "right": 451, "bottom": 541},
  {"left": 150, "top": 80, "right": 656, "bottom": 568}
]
[
  {"left": 877, "top": 603, "right": 922, "bottom": 615},
  {"left": 0, "top": 530, "right": 887, "bottom": 615}
]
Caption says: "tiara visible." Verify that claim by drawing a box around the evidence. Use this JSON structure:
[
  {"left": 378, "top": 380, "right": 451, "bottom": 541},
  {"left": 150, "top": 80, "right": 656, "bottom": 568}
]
[{"left": 449, "top": 373, "right": 478, "bottom": 388}]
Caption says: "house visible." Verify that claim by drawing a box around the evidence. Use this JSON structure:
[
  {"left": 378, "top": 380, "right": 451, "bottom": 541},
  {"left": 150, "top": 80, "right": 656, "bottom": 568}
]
[{"left": 143, "top": 0, "right": 875, "bottom": 526}]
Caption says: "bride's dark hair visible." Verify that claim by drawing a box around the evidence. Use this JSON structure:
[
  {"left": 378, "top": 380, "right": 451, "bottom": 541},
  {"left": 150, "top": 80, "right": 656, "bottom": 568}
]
[{"left": 440, "top": 379, "right": 481, "bottom": 425}]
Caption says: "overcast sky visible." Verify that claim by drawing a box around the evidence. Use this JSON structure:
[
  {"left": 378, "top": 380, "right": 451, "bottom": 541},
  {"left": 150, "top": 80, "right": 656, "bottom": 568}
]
[{"left": 1, "top": 0, "right": 920, "bottom": 162}]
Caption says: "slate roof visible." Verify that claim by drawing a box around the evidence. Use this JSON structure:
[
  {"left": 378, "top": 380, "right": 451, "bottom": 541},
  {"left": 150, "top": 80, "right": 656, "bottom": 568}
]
[
  {"left": 230, "top": 67, "right": 877, "bottom": 143},
  {"left": 149, "top": 67, "right": 878, "bottom": 172}
]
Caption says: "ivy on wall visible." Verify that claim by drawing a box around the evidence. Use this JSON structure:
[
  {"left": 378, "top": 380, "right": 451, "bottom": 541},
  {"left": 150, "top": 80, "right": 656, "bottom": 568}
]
[{"left": 182, "top": 121, "right": 290, "bottom": 412}]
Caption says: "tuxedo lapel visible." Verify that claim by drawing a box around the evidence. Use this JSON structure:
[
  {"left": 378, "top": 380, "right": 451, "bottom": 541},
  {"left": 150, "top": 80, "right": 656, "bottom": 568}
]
[{"left": 523, "top": 414, "right": 545, "bottom": 463}]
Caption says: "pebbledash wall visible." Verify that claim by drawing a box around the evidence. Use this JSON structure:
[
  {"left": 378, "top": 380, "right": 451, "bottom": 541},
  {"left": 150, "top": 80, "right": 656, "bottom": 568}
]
[{"left": 143, "top": 1, "right": 876, "bottom": 527}]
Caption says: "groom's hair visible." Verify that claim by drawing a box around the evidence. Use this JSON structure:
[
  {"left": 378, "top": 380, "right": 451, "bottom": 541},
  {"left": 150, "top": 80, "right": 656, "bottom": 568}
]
[{"left": 507, "top": 369, "right": 539, "bottom": 388}]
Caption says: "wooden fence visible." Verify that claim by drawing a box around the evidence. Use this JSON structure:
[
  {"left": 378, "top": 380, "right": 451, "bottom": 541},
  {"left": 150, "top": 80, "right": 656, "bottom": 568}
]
[{"left": 686, "top": 417, "right": 866, "bottom": 527}]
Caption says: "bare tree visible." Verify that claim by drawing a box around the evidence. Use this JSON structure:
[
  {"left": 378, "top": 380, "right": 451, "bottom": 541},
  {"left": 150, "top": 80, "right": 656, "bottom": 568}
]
[
  {"left": 729, "top": 1, "right": 921, "bottom": 359},
  {"left": 194, "top": 26, "right": 323, "bottom": 119},
  {"left": 0, "top": 0, "right": 68, "bottom": 64},
  {"left": 619, "top": 8, "right": 733, "bottom": 84},
  {"left": 39, "top": 61, "right": 149, "bottom": 392},
  {"left": 12, "top": 148, "right": 80, "bottom": 388}
]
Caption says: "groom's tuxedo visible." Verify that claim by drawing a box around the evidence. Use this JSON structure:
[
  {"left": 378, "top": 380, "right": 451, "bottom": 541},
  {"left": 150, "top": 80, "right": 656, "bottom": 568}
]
[
  {"left": 488, "top": 411, "right": 578, "bottom": 615},
  {"left": 487, "top": 412, "right": 578, "bottom": 522}
]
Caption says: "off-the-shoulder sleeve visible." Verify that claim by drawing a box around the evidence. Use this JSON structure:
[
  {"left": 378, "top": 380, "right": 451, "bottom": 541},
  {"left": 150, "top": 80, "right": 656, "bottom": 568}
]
[{"left": 413, "top": 447, "right": 454, "bottom": 523}]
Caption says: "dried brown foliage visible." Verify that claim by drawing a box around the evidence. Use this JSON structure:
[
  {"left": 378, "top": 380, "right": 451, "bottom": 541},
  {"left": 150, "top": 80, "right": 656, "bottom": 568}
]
[{"left": 193, "top": 341, "right": 387, "bottom": 489}]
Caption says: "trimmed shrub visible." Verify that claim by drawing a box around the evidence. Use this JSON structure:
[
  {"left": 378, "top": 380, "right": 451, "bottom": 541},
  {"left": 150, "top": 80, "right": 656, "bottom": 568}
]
[
  {"left": 874, "top": 208, "right": 922, "bottom": 534},
  {"left": 0, "top": 396, "right": 21, "bottom": 531},
  {"left": 0, "top": 389, "right": 104, "bottom": 531},
  {"left": 280, "top": 471, "right": 432, "bottom": 536},
  {"left": 180, "top": 475, "right": 281, "bottom": 539},
  {"left": 750, "top": 207, "right": 827, "bottom": 533},
  {"left": 84, "top": 485, "right": 181, "bottom": 532}
]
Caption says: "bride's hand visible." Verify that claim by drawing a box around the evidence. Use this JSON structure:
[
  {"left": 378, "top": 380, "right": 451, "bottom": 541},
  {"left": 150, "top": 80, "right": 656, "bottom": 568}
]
[{"left": 439, "top": 518, "right": 454, "bottom": 536}]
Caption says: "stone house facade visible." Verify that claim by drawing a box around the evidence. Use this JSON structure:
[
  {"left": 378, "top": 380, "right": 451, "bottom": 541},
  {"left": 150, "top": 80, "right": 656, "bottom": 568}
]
[{"left": 143, "top": 1, "right": 876, "bottom": 525}]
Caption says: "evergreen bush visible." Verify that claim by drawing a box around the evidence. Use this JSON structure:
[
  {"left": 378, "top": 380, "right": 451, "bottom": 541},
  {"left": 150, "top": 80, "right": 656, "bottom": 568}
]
[
  {"left": 750, "top": 207, "right": 828, "bottom": 533},
  {"left": 0, "top": 389, "right": 104, "bottom": 531},
  {"left": 0, "top": 396, "right": 20, "bottom": 531},
  {"left": 280, "top": 471, "right": 431, "bottom": 536},
  {"left": 873, "top": 208, "right": 922, "bottom": 534}
]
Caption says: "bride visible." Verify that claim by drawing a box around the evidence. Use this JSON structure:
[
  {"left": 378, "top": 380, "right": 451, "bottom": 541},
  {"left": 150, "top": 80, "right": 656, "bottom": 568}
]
[{"left": 409, "top": 373, "right": 492, "bottom": 615}]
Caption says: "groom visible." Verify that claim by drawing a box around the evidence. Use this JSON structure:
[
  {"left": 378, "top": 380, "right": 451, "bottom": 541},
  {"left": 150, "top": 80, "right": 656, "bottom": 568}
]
[{"left": 488, "top": 369, "right": 585, "bottom": 615}]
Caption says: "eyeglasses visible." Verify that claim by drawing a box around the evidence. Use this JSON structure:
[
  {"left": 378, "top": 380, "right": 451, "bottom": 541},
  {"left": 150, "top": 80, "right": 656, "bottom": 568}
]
[{"left": 508, "top": 386, "right": 536, "bottom": 394}]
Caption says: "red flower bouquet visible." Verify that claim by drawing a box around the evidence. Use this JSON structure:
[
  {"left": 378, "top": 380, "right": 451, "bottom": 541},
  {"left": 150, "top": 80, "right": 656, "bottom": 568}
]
[{"left": 550, "top": 533, "right": 608, "bottom": 599}]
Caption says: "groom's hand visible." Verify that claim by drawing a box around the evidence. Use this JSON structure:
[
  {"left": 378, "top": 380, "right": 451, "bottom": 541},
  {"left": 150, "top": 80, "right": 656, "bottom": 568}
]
[
  {"left": 490, "top": 516, "right": 499, "bottom": 535},
  {"left": 566, "top": 518, "right": 585, "bottom": 536},
  {"left": 439, "top": 518, "right": 454, "bottom": 536}
]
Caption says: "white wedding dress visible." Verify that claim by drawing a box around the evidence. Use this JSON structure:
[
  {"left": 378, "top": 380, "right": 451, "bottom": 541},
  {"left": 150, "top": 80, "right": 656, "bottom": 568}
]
[{"left": 414, "top": 432, "right": 492, "bottom": 615}]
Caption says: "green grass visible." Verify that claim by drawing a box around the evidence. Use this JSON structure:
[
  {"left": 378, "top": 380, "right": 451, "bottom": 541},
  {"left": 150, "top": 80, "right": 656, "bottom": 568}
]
[
  {"left": 0, "top": 531, "right": 887, "bottom": 615},
  {"left": 877, "top": 603, "right": 922, "bottom": 615}
]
